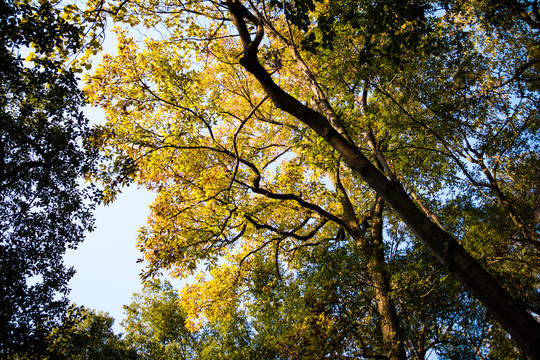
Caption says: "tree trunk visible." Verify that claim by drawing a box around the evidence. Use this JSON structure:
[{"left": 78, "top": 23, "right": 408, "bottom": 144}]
[{"left": 360, "top": 196, "right": 406, "bottom": 360}]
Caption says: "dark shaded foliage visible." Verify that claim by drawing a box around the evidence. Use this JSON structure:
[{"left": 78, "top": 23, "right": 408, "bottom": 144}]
[{"left": 0, "top": 0, "right": 99, "bottom": 356}]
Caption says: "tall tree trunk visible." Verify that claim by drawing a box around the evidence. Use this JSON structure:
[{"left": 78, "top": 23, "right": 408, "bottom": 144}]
[
  {"left": 328, "top": 161, "right": 405, "bottom": 359},
  {"left": 361, "top": 196, "right": 406, "bottom": 360}
]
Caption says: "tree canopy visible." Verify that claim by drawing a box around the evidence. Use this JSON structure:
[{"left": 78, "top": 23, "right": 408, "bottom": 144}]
[
  {"left": 85, "top": 0, "right": 540, "bottom": 358},
  {"left": 0, "top": 0, "right": 99, "bottom": 355}
]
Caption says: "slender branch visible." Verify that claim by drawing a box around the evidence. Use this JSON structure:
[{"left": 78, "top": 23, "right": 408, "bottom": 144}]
[
  {"left": 229, "top": 95, "right": 269, "bottom": 191},
  {"left": 245, "top": 213, "right": 328, "bottom": 241}
]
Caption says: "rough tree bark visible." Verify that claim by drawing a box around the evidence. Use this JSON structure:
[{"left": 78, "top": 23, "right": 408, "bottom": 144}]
[
  {"left": 329, "top": 168, "right": 406, "bottom": 359},
  {"left": 363, "top": 196, "right": 406, "bottom": 360}
]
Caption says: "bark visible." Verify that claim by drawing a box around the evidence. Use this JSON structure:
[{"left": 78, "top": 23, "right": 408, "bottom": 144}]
[
  {"left": 226, "top": 3, "right": 540, "bottom": 357},
  {"left": 329, "top": 167, "right": 405, "bottom": 359},
  {"left": 362, "top": 196, "right": 406, "bottom": 360}
]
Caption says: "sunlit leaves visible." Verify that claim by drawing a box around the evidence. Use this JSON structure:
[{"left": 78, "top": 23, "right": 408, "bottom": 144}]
[{"left": 85, "top": 16, "right": 347, "bottom": 288}]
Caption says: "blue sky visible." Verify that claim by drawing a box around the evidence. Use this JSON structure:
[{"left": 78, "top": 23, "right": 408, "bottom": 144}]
[{"left": 64, "top": 180, "right": 156, "bottom": 331}]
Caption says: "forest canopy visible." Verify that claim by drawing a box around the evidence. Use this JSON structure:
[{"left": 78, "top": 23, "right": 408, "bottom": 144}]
[{"left": 24, "top": 0, "right": 539, "bottom": 358}]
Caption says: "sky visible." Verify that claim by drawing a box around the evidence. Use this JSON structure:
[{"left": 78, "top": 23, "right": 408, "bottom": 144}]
[{"left": 64, "top": 184, "right": 156, "bottom": 332}]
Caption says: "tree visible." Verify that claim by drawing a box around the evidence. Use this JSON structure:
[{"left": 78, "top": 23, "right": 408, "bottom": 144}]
[
  {"left": 122, "top": 280, "right": 265, "bottom": 360},
  {"left": 0, "top": 0, "right": 99, "bottom": 355},
  {"left": 124, "top": 250, "right": 522, "bottom": 359},
  {"left": 122, "top": 280, "right": 203, "bottom": 359},
  {"left": 45, "top": 306, "right": 138, "bottom": 360},
  {"left": 85, "top": 0, "right": 540, "bottom": 356}
]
